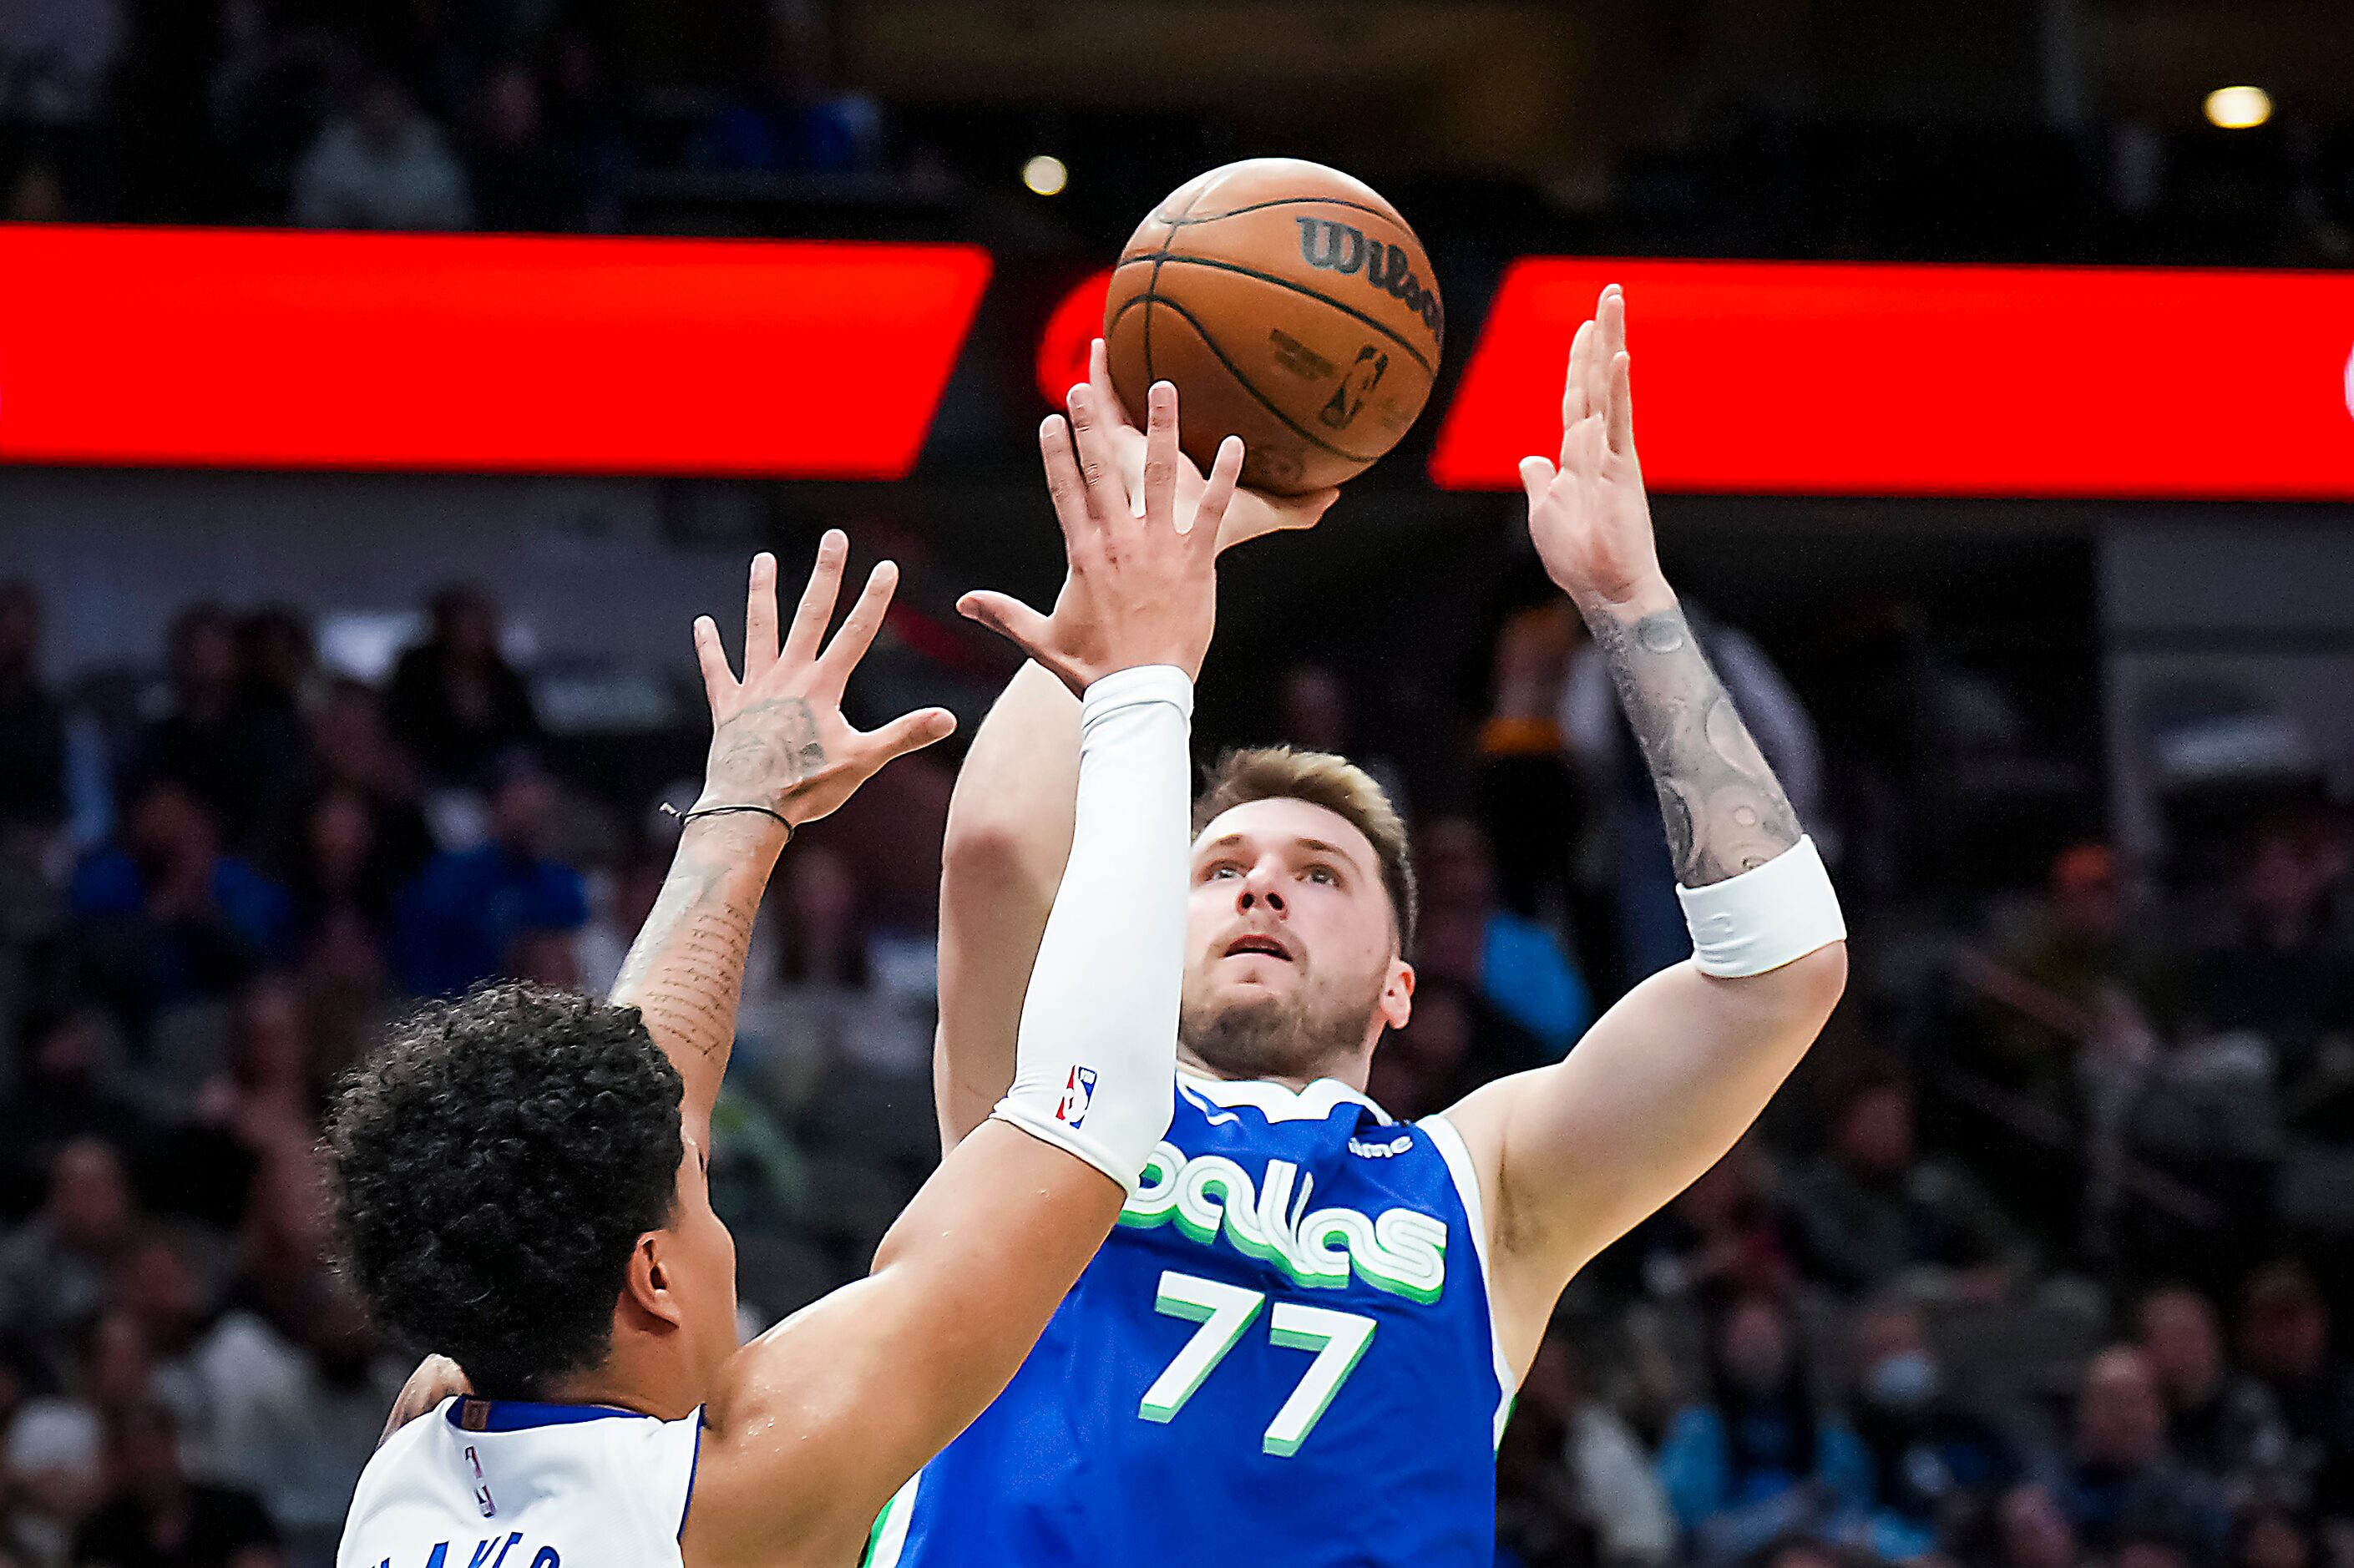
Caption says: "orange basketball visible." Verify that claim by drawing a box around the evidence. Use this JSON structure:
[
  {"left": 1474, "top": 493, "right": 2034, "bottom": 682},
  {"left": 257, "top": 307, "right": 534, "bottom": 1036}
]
[{"left": 1103, "top": 159, "right": 1442, "bottom": 495}]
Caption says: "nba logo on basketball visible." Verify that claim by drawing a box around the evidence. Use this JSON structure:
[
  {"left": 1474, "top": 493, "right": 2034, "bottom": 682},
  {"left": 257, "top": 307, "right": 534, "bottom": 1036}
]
[{"left": 1056, "top": 1067, "right": 1098, "bottom": 1127}]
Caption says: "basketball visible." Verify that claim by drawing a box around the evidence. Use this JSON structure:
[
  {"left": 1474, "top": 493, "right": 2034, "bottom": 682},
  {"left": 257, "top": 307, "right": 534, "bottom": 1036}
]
[{"left": 1103, "top": 159, "right": 1442, "bottom": 495}]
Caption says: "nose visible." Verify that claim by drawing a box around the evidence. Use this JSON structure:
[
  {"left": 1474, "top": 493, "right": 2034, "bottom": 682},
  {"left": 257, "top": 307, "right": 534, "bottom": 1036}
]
[{"left": 1236, "top": 857, "right": 1287, "bottom": 917}]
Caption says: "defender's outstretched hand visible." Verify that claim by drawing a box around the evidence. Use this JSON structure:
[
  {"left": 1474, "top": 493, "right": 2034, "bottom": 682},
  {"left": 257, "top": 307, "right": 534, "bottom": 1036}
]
[
  {"left": 691, "top": 536, "right": 957, "bottom": 827},
  {"left": 1518, "top": 285, "right": 1670, "bottom": 615},
  {"left": 1083, "top": 339, "right": 1338, "bottom": 551},
  {"left": 959, "top": 379, "right": 1242, "bottom": 693}
]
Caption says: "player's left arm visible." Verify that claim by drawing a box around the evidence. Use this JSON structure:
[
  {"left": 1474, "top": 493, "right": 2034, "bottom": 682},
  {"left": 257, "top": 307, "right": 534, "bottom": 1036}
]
[{"left": 1441, "top": 286, "right": 1848, "bottom": 1378}]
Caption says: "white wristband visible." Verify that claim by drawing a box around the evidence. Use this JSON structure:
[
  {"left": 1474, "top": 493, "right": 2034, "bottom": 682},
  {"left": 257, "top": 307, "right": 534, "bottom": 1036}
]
[{"left": 1675, "top": 835, "right": 1845, "bottom": 978}]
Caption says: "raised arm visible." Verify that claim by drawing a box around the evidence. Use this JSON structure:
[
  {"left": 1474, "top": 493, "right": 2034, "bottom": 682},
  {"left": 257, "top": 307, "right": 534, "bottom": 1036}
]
[
  {"left": 609, "top": 539, "right": 954, "bottom": 1136},
  {"left": 934, "top": 340, "right": 1334, "bottom": 1149},
  {"left": 1442, "top": 286, "right": 1848, "bottom": 1378},
  {"left": 685, "top": 386, "right": 1244, "bottom": 1568}
]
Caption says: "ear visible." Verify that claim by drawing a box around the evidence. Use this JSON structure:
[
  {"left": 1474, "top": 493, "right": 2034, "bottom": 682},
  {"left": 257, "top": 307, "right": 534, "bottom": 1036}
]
[
  {"left": 619, "top": 1232, "right": 686, "bottom": 1333},
  {"left": 1377, "top": 959, "right": 1415, "bottom": 1033}
]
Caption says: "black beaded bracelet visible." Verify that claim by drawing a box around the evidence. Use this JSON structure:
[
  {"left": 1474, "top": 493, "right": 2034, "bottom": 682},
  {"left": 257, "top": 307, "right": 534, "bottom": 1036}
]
[{"left": 659, "top": 801, "right": 794, "bottom": 838}]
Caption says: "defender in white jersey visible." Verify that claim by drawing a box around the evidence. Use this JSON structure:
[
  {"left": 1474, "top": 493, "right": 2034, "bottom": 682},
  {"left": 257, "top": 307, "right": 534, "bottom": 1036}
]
[
  {"left": 918, "top": 294, "right": 1852, "bottom": 1564},
  {"left": 336, "top": 385, "right": 1255, "bottom": 1568}
]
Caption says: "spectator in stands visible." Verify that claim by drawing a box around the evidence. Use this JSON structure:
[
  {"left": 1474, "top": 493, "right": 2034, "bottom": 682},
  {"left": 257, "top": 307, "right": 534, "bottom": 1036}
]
[
  {"left": 0, "top": 580, "right": 68, "bottom": 837},
  {"left": 114, "top": 1235, "right": 217, "bottom": 1473},
  {"left": 0, "top": 1141, "right": 140, "bottom": 1379},
  {"left": 2192, "top": 817, "right": 2354, "bottom": 1106},
  {"left": 392, "top": 760, "right": 585, "bottom": 997},
  {"left": 1656, "top": 1292, "right": 1875, "bottom": 1565},
  {"left": 1415, "top": 816, "right": 1592, "bottom": 1055},
  {"left": 2232, "top": 1505, "right": 2316, "bottom": 1568},
  {"left": 1849, "top": 1298, "right": 2019, "bottom": 1560},
  {"left": 1364, "top": 972, "right": 1544, "bottom": 1121},
  {"left": 382, "top": 588, "right": 539, "bottom": 787},
  {"left": 1277, "top": 663, "right": 1410, "bottom": 820},
  {"left": 1788, "top": 1067, "right": 2031, "bottom": 1298},
  {"left": 1476, "top": 600, "right": 1587, "bottom": 943},
  {"left": 2235, "top": 1264, "right": 2354, "bottom": 1518},
  {"left": 291, "top": 75, "right": 470, "bottom": 230},
  {"left": 1622, "top": 1136, "right": 1796, "bottom": 1308},
  {"left": 1986, "top": 1485, "right": 2082, "bottom": 1568},
  {"left": 197, "top": 1276, "right": 398, "bottom": 1568},
  {"left": 283, "top": 790, "right": 397, "bottom": 986},
  {"left": 0, "top": 0, "right": 124, "bottom": 218},
  {"left": 230, "top": 611, "right": 313, "bottom": 730},
  {"left": 1497, "top": 1323, "right": 1675, "bottom": 1568},
  {"left": 9, "top": 1391, "right": 104, "bottom": 1568},
  {"left": 300, "top": 680, "right": 432, "bottom": 889},
  {"left": 462, "top": 64, "right": 583, "bottom": 233},
  {"left": 2135, "top": 1286, "right": 2287, "bottom": 1495},
  {"left": 197, "top": 981, "right": 316, "bottom": 1157},
  {"left": 68, "top": 781, "right": 291, "bottom": 1024},
  {"left": 2049, "top": 1347, "right": 2230, "bottom": 1560},
  {"left": 72, "top": 1399, "right": 281, "bottom": 1568},
  {"left": 0, "top": 1006, "right": 149, "bottom": 1215},
  {"left": 129, "top": 608, "right": 301, "bottom": 852}
]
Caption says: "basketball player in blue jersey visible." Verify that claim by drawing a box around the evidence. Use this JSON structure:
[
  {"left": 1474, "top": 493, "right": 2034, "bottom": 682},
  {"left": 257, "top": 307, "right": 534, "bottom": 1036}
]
[
  {"left": 333, "top": 387, "right": 1250, "bottom": 1568},
  {"left": 878, "top": 285, "right": 1851, "bottom": 1567}
]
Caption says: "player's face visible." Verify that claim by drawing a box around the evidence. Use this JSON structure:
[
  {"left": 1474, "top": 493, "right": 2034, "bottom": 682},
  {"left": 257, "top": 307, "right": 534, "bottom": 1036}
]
[
  {"left": 665, "top": 1129, "right": 741, "bottom": 1393},
  {"left": 1180, "top": 797, "right": 1412, "bottom": 1081}
]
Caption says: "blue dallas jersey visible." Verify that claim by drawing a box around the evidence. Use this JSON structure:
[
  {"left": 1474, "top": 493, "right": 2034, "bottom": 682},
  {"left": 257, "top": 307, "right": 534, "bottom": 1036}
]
[{"left": 870, "top": 1073, "right": 1513, "bottom": 1568}]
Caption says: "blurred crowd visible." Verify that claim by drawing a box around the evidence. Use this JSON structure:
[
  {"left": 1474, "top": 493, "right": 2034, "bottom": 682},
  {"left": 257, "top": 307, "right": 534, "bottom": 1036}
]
[
  {"left": 0, "top": 554, "right": 2348, "bottom": 1568},
  {"left": 0, "top": 0, "right": 885, "bottom": 230}
]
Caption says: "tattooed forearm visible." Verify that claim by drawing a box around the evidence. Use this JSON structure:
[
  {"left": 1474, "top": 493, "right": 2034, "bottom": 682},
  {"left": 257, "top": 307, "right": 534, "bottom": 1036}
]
[
  {"left": 610, "top": 814, "right": 787, "bottom": 1096},
  {"left": 1585, "top": 601, "right": 1802, "bottom": 886}
]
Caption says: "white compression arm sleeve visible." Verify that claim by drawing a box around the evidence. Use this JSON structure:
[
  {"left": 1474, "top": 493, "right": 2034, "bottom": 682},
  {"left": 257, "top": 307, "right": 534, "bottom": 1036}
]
[{"left": 990, "top": 664, "right": 1192, "bottom": 1191}]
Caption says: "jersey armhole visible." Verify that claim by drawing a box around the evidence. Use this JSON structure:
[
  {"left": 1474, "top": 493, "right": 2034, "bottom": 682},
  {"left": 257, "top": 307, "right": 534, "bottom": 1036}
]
[{"left": 1420, "top": 1114, "right": 1518, "bottom": 1449}]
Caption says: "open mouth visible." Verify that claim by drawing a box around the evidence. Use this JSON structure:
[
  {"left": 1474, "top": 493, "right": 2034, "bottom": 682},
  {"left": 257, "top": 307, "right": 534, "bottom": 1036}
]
[{"left": 1223, "top": 933, "right": 1293, "bottom": 962}]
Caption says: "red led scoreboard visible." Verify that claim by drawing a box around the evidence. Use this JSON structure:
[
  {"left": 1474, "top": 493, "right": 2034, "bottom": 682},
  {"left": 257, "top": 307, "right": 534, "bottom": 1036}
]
[
  {"left": 1430, "top": 258, "right": 2354, "bottom": 499},
  {"left": 0, "top": 226, "right": 990, "bottom": 478},
  {"left": 5, "top": 227, "right": 2353, "bottom": 499}
]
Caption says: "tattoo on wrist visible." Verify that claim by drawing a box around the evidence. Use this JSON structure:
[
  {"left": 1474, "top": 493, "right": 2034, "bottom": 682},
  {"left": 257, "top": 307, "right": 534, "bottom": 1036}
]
[{"left": 1587, "top": 604, "right": 1801, "bottom": 886}]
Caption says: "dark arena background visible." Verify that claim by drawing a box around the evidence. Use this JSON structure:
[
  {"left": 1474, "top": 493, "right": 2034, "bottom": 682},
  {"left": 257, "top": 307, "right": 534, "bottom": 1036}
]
[{"left": 3, "top": 3, "right": 2354, "bottom": 1568}]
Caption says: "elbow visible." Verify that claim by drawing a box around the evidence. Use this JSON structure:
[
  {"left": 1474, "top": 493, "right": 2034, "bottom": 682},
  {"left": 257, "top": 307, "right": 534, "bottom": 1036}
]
[{"left": 1779, "top": 939, "right": 1849, "bottom": 1028}]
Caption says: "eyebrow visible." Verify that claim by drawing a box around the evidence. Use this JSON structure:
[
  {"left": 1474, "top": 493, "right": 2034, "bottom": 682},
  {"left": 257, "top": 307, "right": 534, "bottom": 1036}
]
[{"left": 1197, "top": 832, "right": 1369, "bottom": 869}]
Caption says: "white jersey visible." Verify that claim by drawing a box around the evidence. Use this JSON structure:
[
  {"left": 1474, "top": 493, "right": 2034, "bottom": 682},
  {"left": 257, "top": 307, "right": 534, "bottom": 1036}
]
[{"left": 339, "top": 1398, "right": 702, "bottom": 1568}]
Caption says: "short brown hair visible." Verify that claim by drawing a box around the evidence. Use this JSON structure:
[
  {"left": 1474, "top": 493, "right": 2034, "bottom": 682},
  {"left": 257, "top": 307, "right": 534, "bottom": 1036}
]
[{"left": 1193, "top": 746, "right": 1418, "bottom": 954}]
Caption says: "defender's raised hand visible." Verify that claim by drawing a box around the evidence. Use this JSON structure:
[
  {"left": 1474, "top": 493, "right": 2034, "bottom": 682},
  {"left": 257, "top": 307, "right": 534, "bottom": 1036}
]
[
  {"left": 691, "top": 536, "right": 957, "bottom": 827},
  {"left": 1518, "top": 285, "right": 1671, "bottom": 616},
  {"left": 1083, "top": 339, "right": 1337, "bottom": 552},
  {"left": 959, "top": 378, "right": 1243, "bottom": 694}
]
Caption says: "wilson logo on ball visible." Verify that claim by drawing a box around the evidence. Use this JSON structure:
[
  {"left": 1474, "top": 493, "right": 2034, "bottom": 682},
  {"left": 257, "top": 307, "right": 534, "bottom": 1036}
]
[{"left": 1294, "top": 218, "right": 1443, "bottom": 339}]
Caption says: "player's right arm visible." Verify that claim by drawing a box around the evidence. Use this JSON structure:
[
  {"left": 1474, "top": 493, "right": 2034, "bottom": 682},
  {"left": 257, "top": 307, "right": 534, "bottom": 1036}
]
[
  {"left": 682, "top": 386, "right": 1243, "bottom": 1568},
  {"left": 934, "top": 341, "right": 1335, "bottom": 1148}
]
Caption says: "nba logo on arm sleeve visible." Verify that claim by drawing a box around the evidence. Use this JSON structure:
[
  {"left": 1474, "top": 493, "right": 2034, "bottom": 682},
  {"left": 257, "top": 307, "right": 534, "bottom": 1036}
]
[{"left": 1056, "top": 1067, "right": 1098, "bottom": 1128}]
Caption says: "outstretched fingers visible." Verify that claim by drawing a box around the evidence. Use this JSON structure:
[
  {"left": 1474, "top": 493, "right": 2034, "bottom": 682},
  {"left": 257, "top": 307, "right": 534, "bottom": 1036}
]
[
  {"left": 1187, "top": 436, "right": 1245, "bottom": 558},
  {"left": 857, "top": 705, "right": 958, "bottom": 770},
  {"left": 1606, "top": 350, "right": 1636, "bottom": 458},
  {"left": 1037, "top": 414, "right": 1098, "bottom": 550},
  {"left": 742, "top": 550, "right": 781, "bottom": 680},
  {"left": 692, "top": 615, "right": 734, "bottom": 708},
  {"left": 1560, "top": 319, "right": 1593, "bottom": 448},
  {"left": 955, "top": 589, "right": 1056, "bottom": 668},
  {"left": 813, "top": 559, "right": 901, "bottom": 694},
  {"left": 1140, "top": 381, "right": 1181, "bottom": 533},
  {"left": 1065, "top": 382, "right": 1127, "bottom": 526},
  {"left": 780, "top": 531, "right": 848, "bottom": 671}
]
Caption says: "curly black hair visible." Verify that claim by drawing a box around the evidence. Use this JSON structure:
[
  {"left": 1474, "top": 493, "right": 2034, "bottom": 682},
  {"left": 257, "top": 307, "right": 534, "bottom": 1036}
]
[{"left": 326, "top": 983, "right": 685, "bottom": 1396}]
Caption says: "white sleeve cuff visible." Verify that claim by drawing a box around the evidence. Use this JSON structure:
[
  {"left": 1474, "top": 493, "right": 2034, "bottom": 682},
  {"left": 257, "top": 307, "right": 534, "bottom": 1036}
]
[
  {"left": 1082, "top": 664, "right": 1195, "bottom": 724},
  {"left": 1675, "top": 835, "right": 1845, "bottom": 978}
]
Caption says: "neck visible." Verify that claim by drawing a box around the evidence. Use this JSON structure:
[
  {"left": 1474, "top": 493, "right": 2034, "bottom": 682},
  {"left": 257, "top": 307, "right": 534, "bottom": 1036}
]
[
  {"left": 538, "top": 1350, "right": 701, "bottom": 1424},
  {"left": 1175, "top": 1040, "right": 1371, "bottom": 1095}
]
